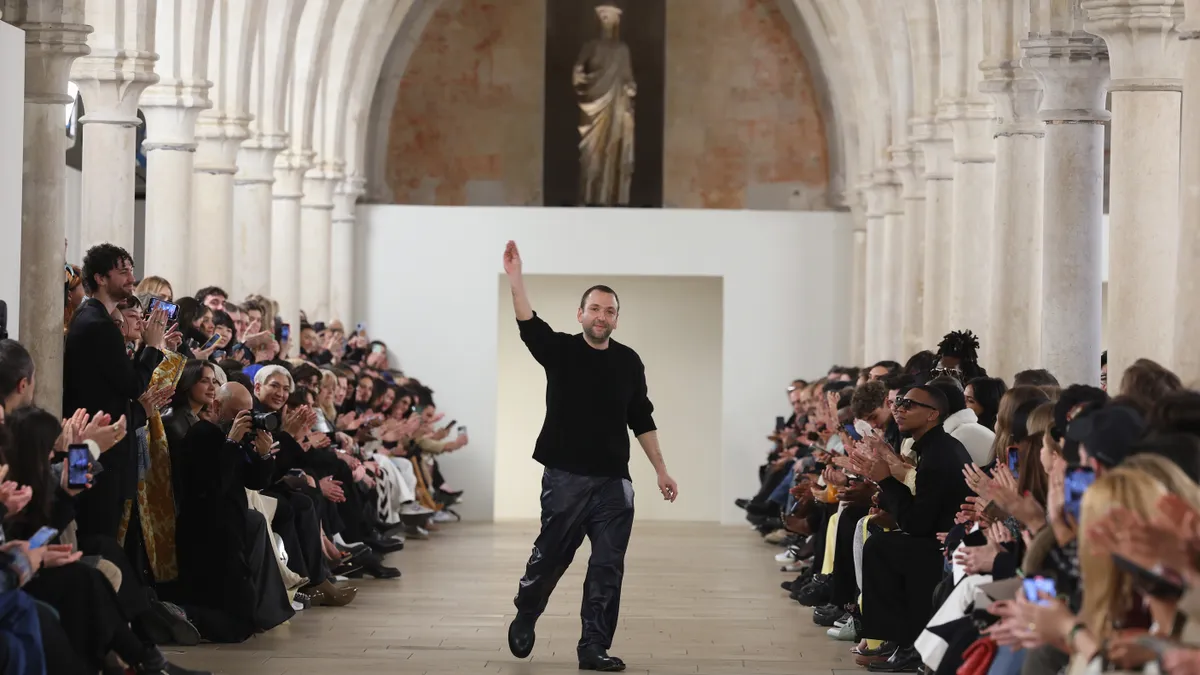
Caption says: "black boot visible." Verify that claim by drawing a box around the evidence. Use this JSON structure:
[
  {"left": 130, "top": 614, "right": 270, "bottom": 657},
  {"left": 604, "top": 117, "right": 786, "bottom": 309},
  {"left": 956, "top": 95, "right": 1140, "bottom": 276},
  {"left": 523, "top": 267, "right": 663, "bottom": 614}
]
[
  {"left": 507, "top": 615, "right": 536, "bottom": 659},
  {"left": 577, "top": 645, "right": 626, "bottom": 672}
]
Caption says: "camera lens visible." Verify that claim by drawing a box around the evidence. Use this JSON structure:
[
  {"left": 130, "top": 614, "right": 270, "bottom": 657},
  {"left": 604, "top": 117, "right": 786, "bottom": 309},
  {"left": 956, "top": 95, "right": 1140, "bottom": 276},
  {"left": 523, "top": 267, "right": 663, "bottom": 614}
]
[{"left": 251, "top": 411, "right": 280, "bottom": 432}]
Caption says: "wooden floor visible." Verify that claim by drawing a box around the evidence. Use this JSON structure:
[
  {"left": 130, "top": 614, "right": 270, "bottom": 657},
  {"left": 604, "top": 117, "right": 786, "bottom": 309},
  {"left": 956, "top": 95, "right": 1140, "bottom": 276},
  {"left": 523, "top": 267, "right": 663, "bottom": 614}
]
[{"left": 171, "top": 521, "right": 857, "bottom": 674}]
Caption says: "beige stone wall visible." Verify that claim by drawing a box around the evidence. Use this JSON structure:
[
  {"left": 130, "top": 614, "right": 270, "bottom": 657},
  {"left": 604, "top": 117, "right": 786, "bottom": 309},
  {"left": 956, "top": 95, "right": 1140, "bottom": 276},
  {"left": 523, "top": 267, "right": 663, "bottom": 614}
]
[{"left": 383, "top": 0, "right": 830, "bottom": 210}]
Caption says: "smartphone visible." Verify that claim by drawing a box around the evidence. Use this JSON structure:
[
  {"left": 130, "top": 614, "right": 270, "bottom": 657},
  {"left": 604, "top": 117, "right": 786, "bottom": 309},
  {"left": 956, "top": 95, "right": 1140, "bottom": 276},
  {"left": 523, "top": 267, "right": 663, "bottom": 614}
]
[
  {"left": 212, "top": 349, "right": 226, "bottom": 361},
  {"left": 457, "top": 425, "right": 467, "bottom": 435},
  {"left": 67, "top": 443, "right": 90, "bottom": 489},
  {"left": 1063, "top": 467, "right": 1096, "bottom": 521},
  {"left": 286, "top": 468, "right": 306, "bottom": 478},
  {"left": 775, "top": 416, "right": 786, "bottom": 432},
  {"left": 1022, "top": 576, "right": 1056, "bottom": 605},
  {"left": 1112, "top": 554, "right": 1186, "bottom": 600},
  {"left": 280, "top": 323, "right": 290, "bottom": 343},
  {"left": 28, "top": 526, "right": 59, "bottom": 549},
  {"left": 843, "top": 422, "right": 863, "bottom": 442},
  {"left": 371, "top": 343, "right": 385, "bottom": 354},
  {"left": 146, "top": 297, "right": 179, "bottom": 323},
  {"left": 442, "top": 419, "right": 457, "bottom": 430},
  {"left": 355, "top": 322, "right": 365, "bottom": 334},
  {"left": 200, "top": 332, "right": 221, "bottom": 351},
  {"left": 1007, "top": 448, "right": 1020, "bottom": 480}
]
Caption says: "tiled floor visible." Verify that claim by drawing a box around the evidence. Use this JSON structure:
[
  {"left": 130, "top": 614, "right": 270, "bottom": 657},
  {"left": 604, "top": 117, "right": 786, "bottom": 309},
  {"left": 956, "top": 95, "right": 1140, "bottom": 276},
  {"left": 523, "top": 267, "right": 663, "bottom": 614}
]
[{"left": 171, "top": 521, "right": 854, "bottom": 674}]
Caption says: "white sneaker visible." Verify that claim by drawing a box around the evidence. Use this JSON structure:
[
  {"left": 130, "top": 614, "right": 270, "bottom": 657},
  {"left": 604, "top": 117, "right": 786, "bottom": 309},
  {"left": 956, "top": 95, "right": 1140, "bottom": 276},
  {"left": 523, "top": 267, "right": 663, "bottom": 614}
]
[
  {"left": 401, "top": 502, "right": 435, "bottom": 516},
  {"left": 780, "top": 562, "right": 809, "bottom": 573},
  {"left": 775, "top": 548, "right": 798, "bottom": 563},
  {"left": 431, "top": 511, "right": 457, "bottom": 523}
]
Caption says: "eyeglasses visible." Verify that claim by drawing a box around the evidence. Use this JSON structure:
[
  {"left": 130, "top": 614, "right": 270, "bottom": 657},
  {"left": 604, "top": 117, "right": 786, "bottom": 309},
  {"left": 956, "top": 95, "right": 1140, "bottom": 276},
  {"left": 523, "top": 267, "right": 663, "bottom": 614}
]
[{"left": 894, "top": 397, "right": 938, "bottom": 412}]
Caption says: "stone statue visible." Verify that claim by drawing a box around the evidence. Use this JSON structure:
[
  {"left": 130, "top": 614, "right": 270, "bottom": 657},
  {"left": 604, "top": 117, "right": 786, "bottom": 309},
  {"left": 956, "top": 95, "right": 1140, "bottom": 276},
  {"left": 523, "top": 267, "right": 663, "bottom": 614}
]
[{"left": 573, "top": 3, "right": 636, "bottom": 206}]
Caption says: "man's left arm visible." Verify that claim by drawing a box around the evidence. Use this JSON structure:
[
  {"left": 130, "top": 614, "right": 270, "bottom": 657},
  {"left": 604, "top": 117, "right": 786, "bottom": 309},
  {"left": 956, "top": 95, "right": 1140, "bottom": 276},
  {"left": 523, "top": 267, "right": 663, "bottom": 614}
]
[{"left": 629, "top": 356, "right": 677, "bottom": 502}]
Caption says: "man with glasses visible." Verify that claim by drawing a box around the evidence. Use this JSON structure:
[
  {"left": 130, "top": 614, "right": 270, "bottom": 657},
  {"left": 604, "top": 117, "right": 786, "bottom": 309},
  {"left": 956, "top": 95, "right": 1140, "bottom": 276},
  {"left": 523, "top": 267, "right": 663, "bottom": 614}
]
[{"left": 847, "top": 385, "right": 973, "bottom": 672}]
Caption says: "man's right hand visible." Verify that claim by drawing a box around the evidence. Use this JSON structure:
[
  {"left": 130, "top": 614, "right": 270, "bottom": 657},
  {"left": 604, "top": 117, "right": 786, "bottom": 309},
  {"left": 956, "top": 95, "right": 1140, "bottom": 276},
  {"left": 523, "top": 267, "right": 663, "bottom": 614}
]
[
  {"left": 503, "top": 240, "right": 523, "bottom": 277},
  {"left": 228, "top": 410, "right": 253, "bottom": 443},
  {"left": 142, "top": 306, "right": 168, "bottom": 349}
]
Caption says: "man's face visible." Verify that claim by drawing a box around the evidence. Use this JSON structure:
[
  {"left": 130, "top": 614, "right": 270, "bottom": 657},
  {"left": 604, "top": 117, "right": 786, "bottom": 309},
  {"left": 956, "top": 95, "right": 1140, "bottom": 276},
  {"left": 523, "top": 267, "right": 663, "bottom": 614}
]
[
  {"left": 245, "top": 308, "right": 262, "bottom": 328},
  {"left": 334, "top": 377, "right": 349, "bottom": 405},
  {"left": 301, "top": 328, "right": 319, "bottom": 353},
  {"left": 230, "top": 309, "right": 246, "bottom": 340},
  {"left": 203, "top": 294, "right": 225, "bottom": 313},
  {"left": 255, "top": 374, "right": 290, "bottom": 411},
  {"left": 596, "top": 6, "right": 620, "bottom": 27},
  {"left": 355, "top": 377, "right": 373, "bottom": 403},
  {"left": 868, "top": 366, "right": 889, "bottom": 381},
  {"left": 789, "top": 389, "right": 803, "bottom": 416},
  {"left": 218, "top": 389, "right": 252, "bottom": 423},
  {"left": 893, "top": 389, "right": 940, "bottom": 433},
  {"left": 99, "top": 259, "right": 136, "bottom": 301},
  {"left": 1100, "top": 364, "right": 1108, "bottom": 391},
  {"left": 577, "top": 290, "right": 618, "bottom": 344},
  {"left": 119, "top": 308, "right": 144, "bottom": 342}
]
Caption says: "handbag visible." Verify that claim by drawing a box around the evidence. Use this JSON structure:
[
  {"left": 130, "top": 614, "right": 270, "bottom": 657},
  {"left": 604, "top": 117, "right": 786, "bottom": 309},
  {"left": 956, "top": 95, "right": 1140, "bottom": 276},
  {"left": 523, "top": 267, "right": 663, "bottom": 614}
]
[{"left": 956, "top": 637, "right": 997, "bottom": 675}]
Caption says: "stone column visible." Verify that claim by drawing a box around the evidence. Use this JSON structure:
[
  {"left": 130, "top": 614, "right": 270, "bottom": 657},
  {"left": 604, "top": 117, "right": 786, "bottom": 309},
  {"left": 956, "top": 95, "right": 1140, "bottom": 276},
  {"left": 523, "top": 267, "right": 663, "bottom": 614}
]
[
  {"left": 1083, "top": 0, "right": 1184, "bottom": 379},
  {"left": 880, "top": 171, "right": 905, "bottom": 360},
  {"left": 1175, "top": 0, "right": 1200, "bottom": 385},
  {"left": 232, "top": 132, "right": 287, "bottom": 301},
  {"left": 330, "top": 175, "right": 365, "bottom": 325},
  {"left": 919, "top": 129, "right": 955, "bottom": 344},
  {"left": 3, "top": 1, "right": 90, "bottom": 415},
  {"left": 271, "top": 151, "right": 308, "bottom": 339},
  {"left": 895, "top": 143, "right": 927, "bottom": 358},
  {"left": 298, "top": 165, "right": 340, "bottom": 323},
  {"left": 850, "top": 227, "right": 868, "bottom": 366},
  {"left": 69, "top": 0, "right": 157, "bottom": 255},
  {"left": 191, "top": 113, "right": 248, "bottom": 292},
  {"left": 983, "top": 0, "right": 1046, "bottom": 382},
  {"left": 863, "top": 181, "right": 887, "bottom": 363},
  {"left": 1022, "top": 25, "right": 1109, "bottom": 387}
]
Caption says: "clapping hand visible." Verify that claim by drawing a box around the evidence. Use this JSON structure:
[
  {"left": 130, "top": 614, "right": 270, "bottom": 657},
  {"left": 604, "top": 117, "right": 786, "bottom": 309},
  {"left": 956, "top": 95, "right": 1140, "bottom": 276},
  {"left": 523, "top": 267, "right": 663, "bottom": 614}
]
[
  {"left": 139, "top": 385, "right": 174, "bottom": 417},
  {"left": 81, "top": 413, "right": 126, "bottom": 453},
  {"left": 42, "top": 543, "right": 82, "bottom": 568},
  {"left": 319, "top": 476, "right": 346, "bottom": 503},
  {"left": 0, "top": 468, "right": 33, "bottom": 515}
]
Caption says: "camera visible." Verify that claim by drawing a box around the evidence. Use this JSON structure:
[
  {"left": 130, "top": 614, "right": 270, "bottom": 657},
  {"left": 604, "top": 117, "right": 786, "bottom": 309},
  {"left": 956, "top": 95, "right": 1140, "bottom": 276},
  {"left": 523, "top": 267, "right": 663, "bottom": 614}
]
[{"left": 251, "top": 411, "right": 281, "bottom": 432}]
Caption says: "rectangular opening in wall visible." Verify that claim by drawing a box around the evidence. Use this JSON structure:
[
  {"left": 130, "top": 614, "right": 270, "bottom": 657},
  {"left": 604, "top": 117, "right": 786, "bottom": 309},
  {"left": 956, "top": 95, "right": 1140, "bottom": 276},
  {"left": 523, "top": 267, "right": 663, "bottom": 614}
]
[{"left": 495, "top": 273, "right": 722, "bottom": 521}]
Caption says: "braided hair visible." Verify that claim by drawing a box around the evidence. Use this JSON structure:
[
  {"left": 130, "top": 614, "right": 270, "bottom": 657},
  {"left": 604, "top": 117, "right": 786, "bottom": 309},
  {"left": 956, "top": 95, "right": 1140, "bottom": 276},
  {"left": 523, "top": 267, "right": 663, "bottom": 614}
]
[{"left": 935, "top": 330, "right": 988, "bottom": 381}]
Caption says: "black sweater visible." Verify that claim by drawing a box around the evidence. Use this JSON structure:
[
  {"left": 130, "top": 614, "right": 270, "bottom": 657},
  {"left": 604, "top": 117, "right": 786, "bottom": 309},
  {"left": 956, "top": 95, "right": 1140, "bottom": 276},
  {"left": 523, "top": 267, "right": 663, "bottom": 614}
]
[
  {"left": 877, "top": 424, "right": 972, "bottom": 538},
  {"left": 518, "top": 312, "right": 656, "bottom": 480}
]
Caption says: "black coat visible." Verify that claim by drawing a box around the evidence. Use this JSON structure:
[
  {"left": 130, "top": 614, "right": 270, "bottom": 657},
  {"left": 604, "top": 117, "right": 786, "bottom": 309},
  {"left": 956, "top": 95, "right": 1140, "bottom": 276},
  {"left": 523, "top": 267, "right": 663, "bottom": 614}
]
[
  {"left": 63, "top": 298, "right": 163, "bottom": 536},
  {"left": 877, "top": 424, "right": 972, "bottom": 538}
]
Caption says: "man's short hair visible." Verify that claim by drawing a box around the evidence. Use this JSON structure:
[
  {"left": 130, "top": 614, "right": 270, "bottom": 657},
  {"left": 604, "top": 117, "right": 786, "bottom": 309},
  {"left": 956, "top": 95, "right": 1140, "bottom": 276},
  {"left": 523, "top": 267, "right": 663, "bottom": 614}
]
[
  {"left": 82, "top": 243, "right": 133, "bottom": 294},
  {"left": 1014, "top": 369, "right": 1060, "bottom": 387},
  {"left": 579, "top": 285, "right": 619, "bottom": 313},
  {"left": 926, "top": 376, "right": 967, "bottom": 414},
  {"left": 0, "top": 340, "right": 34, "bottom": 400},
  {"left": 910, "top": 384, "right": 950, "bottom": 423},
  {"left": 253, "top": 364, "right": 295, "bottom": 392},
  {"left": 851, "top": 380, "right": 888, "bottom": 420},
  {"left": 195, "top": 286, "right": 228, "bottom": 302}
]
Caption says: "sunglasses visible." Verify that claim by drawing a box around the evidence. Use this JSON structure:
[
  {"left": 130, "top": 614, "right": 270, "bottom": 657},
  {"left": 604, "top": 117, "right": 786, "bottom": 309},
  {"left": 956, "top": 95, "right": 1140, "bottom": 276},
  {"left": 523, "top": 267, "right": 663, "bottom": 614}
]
[{"left": 894, "top": 397, "right": 938, "bottom": 412}]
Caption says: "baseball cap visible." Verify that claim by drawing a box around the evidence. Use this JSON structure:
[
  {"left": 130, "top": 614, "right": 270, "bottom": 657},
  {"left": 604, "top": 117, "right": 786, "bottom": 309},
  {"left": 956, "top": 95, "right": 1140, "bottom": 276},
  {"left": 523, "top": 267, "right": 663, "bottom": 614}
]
[{"left": 1065, "top": 404, "right": 1146, "bottom": 468}]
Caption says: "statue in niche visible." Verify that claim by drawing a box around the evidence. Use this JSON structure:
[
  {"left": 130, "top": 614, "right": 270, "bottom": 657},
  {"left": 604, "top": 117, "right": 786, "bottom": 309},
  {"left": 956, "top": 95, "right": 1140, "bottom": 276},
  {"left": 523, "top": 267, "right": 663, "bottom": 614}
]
[{"left": 573, "top": 2, "right": 636, "bottom": 206}]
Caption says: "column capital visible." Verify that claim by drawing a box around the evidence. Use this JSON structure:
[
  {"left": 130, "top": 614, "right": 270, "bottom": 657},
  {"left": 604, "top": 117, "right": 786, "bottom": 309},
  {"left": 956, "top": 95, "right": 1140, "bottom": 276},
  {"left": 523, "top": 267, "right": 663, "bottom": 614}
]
[
  {"left": 333, "top": 176, "right": 366, "bottom": 223},
  {"left": 917, "top": 133, "right": 955, "bottom": 181},
  {"left": 194, "top": 114, "right": 250, "bottom": 175},
  {"left": 140, "top": 77, "right": 212, "bottom": 112},
  {"left": 864, "top": 180, "right": 888, "bottom": 220},
  {"left": 1021, "top": 33, "right": 1112, "bottom": 124},
  {"left": 234, "top": 145, "right": 281, "bottom": 185},
  {"left": 4, "top": 7, "right": 91, "bottom": 103},
  {"left": 1081, "top": 0, "right": 1184, "bottom": 90},
  {"left": 273, "top": 151, "right": 311, "bottom": 200},
  {"left": 981, "top": 62, "right": 1047, "bottom": 138},
  {"left": 301, "top": 172, "right": 340, "bottom": 210},
  {"left": 892, "top": 147, "right": 927, "bottom": 201},
  {"left": 70, "top": 50, "right": 158, "bottom": 126}
]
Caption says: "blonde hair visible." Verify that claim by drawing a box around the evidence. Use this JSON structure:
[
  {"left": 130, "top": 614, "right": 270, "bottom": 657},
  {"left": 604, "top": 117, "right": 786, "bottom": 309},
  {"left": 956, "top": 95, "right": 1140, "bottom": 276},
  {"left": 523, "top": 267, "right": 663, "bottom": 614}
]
[
  {"left": 319, "top": 370, "right": 339, "bottom": 421},
  {"left": 1119, "top": 453, "right": 1200, "bottom": 511},
  {"left": 989, "top": 386, "right": 1051, "bottom": 465},
  {"left": 1079, "top": 468, "right": 1167, "bottom": 641},
  {"left": 253, "top": 365, "right": 294, "bottom": 393},
  {"left": 136, "top": 275, "right": 173, "bottom": 301}
]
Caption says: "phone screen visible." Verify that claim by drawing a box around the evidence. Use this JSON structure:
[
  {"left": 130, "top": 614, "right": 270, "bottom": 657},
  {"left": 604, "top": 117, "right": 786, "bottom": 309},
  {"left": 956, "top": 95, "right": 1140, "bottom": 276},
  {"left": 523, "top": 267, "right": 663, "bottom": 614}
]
[
  {"left": 775, "top": 416, "right": 786, "bottom": 432},
  {"left": 28, "top": 526, "right": 59, "bottom": 549},
  {"left": 147, "top": 297, "right": 179, "bottom": 323},
  {"left": 201, "top": 332, "right": 221, "bottom": 350},
  {"left": 1022, "top": 576, "right": 1056, "bottom": 605},
  {"left": 1007, "top": 449, "right": 1020, "bottom": 479},
  {"left": 280, "top": 323, "right": 290, "bottom": 342},
  {"left": 212, "top": 349, "right": 226, "bottom": 361},
  {"left": 67, "top": 444, "right": 90, "bottom": 489},
  {"left": 457, "top": 425, "right": 467, "bottom": 435},
  {"left": 1063, "top": 467, "right": 1096, "bottom": 521}
]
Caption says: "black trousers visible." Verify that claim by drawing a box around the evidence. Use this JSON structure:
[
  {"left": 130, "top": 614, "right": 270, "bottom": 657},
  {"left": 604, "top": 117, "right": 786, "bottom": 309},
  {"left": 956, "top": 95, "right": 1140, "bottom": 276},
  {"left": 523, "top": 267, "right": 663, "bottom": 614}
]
[
  {"left": 860, "top": 531, "right": 946, "bottom": 646},
  {"left": 514, "top": 468, "right": 635, "bottom": 652},
  {"left": 830, "top": 504, "right": 871, "bottom": 606},
  {"left": 264, "top": 489, "right": 329, "bottom": 585}
]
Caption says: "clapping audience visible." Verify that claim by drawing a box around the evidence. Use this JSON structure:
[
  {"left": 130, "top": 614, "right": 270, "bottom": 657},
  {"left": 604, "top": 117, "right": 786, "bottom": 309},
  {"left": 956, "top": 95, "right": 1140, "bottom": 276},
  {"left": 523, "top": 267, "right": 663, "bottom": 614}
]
[
  {"left": 0, "top": 241, "right": 471, "bottom": 673},
  {"left": 744, "top": 332, "right": 1200, "bottom": 674}
]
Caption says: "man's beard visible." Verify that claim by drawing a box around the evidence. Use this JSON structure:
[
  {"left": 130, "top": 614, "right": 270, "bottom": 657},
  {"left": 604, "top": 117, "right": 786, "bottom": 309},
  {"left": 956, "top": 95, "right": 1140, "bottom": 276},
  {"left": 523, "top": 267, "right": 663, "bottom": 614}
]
[
  {"left": 109, "top": 282, "right": 133, "bottom": 301},
  {"left": 585, "top": 321, "right": 612, "bottom": 344}
]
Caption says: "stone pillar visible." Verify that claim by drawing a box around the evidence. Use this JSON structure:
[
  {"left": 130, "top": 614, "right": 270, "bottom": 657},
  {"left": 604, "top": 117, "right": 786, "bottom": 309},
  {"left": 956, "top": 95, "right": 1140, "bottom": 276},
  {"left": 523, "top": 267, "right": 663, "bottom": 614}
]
[
  {"left": 232, "top": 132, "right": 287, "bottom": 301},
  {"left": 271, "top": 151, "right": 308, "bottom": 340},
  {"left": 298, "top": 165, "right": 340, "bottom": 323},
  {"left": 69, "top": 0, "right": 157, "bottom": 255},
  {"left": 191, "top": 114, "right": 248, "bottom": 292},
  {"left": 880, "top": 171, "right": 904, "bottom": 361},
  {"left": 1083, "top": 0, "right": 1184, "bottom": 379},
  {"left": 3, "top": 1, "right": 90, "bottom": 415},
  {"left": 982, "top": 0, "right": 1046, "bottom": 382},
  {"left": 330, "top": 175, "right": 365, "bottom": 326},
  {"left": 863, "top": 181, "right": 887, "bottom": 363},
  {"left": 850, "top": 227, "right": 868, "bottom": 365},
  {"left": 895, "top": 142, "right": 927, "bottom": 358},
  {"left": 919, "top": 129, "right": 955, "bottom": 344},
  {"left": 1175, "top": 0, "right": 1200, "bottom": 385},
  {"left": 1022, "top": 25, "right": 1109, "bottom": 387}
]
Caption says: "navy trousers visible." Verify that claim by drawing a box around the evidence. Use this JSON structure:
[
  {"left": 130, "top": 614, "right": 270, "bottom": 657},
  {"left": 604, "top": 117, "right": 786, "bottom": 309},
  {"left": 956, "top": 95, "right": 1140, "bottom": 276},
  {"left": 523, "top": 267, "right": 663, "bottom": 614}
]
[{"left": 514, "top": 468, "right": 635, "bottom": 652}]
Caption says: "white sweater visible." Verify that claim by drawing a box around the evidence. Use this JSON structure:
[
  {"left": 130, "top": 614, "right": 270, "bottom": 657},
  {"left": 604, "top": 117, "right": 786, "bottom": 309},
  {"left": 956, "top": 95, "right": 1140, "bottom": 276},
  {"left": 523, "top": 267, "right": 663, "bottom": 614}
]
[{"left": 943, "top": 408, "right": 996, "bottom": 466}]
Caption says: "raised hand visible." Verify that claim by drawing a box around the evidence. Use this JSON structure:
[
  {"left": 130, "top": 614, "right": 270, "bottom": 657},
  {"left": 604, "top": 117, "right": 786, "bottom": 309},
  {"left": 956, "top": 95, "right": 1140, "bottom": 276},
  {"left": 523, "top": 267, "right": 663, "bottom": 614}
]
[
  {"left": 59, "top": 458, "right": 93, "bottom": 496},
  {"left": 142, "top": 306, "right": 168, "bottom": 349},
  {"left": 139, "top": 385, "right": 174, "bottom": 417},
  {"left": 162, "top": 323, "right": 183, "bottom": 351},
  {"left": 503, "top": 240, "right": 523, "bottom": 276},
  {"left": 81, "top": 414, "right": 125, "bottom": 453}
]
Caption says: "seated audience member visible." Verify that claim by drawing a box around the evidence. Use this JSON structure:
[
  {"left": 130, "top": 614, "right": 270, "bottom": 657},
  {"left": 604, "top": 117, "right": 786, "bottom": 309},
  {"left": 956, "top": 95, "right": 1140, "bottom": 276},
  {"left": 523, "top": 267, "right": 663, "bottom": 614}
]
[
  {"left": 964, "top": 376, "right": 1006, "bottom": 431},
  {"left": 851, "top": 384, "right": 972, "bottom": 671},
  {"left": 161, "top": 360, "right": 219, "bottom": 456},
  {"left": 927, "top": 377, "right": 996, "bottom": 466},
  {"left": 934, "top": 330, "right": 987, "bottom": 382}
]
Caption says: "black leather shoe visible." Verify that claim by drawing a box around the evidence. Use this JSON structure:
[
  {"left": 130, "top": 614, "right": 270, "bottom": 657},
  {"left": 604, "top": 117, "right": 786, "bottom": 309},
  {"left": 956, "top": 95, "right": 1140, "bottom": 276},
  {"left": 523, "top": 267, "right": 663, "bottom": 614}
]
[
  {"left": 363, "top": 536, "right": 405, "bottom": 554},
  {"left": 578, "top": 646, "right": 626, "bottom": 672},
  {"left": 812, "top": 603, "right": 843, "bottom": 627},
  {"left": 507, "top": 616, "right": 536, "bottom": 659},
  {"left": 868, "top": 645, "right": 922, "bottom": 672},
  {"left": 794, "top": 574, "right": 832, "bottom": 606}
]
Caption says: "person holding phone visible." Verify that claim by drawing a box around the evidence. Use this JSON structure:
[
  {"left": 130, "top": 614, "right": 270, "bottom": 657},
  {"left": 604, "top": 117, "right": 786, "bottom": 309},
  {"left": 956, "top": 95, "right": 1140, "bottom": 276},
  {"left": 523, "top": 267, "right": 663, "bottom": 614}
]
[{"left": 502, "top": 241, "right": 678, "bottom": 671}]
